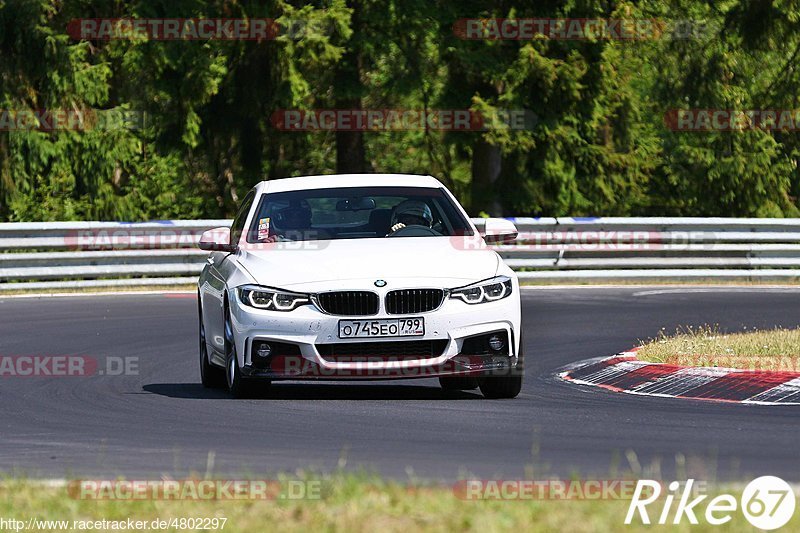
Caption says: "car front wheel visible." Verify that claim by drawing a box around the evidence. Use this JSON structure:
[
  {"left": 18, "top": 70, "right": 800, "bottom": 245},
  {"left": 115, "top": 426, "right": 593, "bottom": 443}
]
[
  {"left": 224, "top": 307, "right": 256, "bottom": 398},
  {"left": 479, "top": 374, "right": 522, "bottom": 399},
  {"left": 199, "top": 300, "right": 225, "bottom": 388}
]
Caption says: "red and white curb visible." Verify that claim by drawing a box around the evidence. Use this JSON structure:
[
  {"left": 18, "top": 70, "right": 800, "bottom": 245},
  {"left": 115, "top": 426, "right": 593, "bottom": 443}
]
[{"left": 558, "top": 349, "right": 800, "bottom": 405}]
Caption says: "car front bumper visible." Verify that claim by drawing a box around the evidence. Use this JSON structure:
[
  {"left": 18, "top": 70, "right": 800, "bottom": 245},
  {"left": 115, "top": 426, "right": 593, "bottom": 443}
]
[{"left": 228, "top": 288, "right": 522, "bottom": 381}]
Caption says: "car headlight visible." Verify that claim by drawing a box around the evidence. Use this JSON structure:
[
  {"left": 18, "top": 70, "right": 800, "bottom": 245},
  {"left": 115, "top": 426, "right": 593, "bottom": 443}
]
[
  {"left": 449, "top": 276, "right": 513, "bottom": 304},
  {"left": 238, "top": 285, "right": 310, "bottom": 311},
  {"left": 450, "top": 276, "right": 512, "bottom": 304}
]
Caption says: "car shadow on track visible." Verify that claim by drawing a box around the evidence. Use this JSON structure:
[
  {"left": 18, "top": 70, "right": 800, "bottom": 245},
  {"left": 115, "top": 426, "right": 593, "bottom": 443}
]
[{"left": 142, "top": 383, "right": 483, "bottom": 400}]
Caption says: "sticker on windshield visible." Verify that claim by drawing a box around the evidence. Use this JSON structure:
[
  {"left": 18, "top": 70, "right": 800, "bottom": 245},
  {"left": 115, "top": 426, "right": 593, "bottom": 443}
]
[{"left": 257, "top": 217, "right": 270, "bottom": 241}]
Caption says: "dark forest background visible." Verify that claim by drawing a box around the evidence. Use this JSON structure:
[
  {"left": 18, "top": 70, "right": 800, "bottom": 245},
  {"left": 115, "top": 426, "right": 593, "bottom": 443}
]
[{"left": 2, "top": 0, "right": 800, "bottom": 221}]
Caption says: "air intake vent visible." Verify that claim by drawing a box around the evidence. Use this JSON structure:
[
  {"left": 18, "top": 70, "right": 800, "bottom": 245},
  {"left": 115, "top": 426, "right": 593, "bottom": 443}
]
[
  {"left": 316, "top": 340, "right": 448, "bottom": 362},
  {"left": 385, "top": 289, "right": 445, "bottom": 314},
  {"left": 315, "top": 291, "right": 379, "bottom": 316}
]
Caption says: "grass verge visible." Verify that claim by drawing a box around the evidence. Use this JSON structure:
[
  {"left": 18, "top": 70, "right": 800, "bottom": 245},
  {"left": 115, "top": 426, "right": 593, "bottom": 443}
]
[
  {"left": 0, "top": 284, "right": 196, "bottom": 296},
  {"left": 0, "top": 475, "right": 795, "bottom": 532},
  {"left": 636, "top": 326, "right": 800, "bottom": 372}
]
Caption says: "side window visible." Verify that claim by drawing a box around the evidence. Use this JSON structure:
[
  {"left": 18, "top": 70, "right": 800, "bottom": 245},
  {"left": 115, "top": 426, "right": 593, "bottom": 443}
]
[{"left": 230, "top": 190, "right": 256, "bottom": 245}]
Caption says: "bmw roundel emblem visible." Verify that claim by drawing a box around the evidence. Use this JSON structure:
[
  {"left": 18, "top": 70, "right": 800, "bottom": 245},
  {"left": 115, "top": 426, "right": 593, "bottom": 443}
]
[{"left": 374, "top": 279, "right": 387, "bottom": 287}]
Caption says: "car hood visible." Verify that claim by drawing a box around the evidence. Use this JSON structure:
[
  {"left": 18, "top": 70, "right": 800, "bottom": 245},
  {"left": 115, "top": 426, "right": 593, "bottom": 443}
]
[{"left": 236, "top": 237, "right": 500, "bottom": 290}]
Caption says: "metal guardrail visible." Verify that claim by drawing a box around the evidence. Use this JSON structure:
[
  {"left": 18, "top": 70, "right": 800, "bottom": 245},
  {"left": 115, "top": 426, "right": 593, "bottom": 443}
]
[{"left": 3, "top": 218, "right": 800, "bottom": 290}]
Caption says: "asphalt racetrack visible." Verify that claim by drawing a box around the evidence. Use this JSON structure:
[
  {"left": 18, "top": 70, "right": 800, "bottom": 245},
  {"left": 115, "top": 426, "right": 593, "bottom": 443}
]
[{"left": 1, "top": 287, "right": 799, "bottom": 481}]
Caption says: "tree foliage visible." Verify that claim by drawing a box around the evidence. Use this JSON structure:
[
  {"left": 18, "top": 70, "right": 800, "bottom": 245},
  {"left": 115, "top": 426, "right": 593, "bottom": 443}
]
[{"left": 1, "top": 0, "right": 799, "bottom": 220}]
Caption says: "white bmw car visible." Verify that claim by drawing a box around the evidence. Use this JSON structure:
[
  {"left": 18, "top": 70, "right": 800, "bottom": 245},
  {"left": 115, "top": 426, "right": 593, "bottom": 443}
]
[{"left": 197, "top": 174, "right": 523, "bottom": 398}]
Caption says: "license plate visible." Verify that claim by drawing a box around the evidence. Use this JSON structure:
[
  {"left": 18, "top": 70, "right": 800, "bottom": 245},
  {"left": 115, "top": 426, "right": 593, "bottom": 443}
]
[{"left": 338, "top": 318, "right": 425, "bottom": 338}]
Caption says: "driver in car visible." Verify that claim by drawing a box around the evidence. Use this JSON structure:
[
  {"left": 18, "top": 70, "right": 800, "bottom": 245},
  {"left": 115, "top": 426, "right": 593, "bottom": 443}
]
[{"left": 387, "top": 200, "right": 434, "bottom": 235}]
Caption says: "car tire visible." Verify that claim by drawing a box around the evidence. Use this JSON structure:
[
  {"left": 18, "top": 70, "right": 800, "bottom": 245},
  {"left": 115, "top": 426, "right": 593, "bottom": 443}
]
[
  {"left": 479, "top": 329, "right": 524, "bottom": 399},
  {"left": 199, "top": 300, "right": 225, "bottom": 389},
  {"left": 479, "top": 374, "right": 522, "bottom": 399},
  {"left": 439, "top": 376, "right": 479, "bottom": 390}
]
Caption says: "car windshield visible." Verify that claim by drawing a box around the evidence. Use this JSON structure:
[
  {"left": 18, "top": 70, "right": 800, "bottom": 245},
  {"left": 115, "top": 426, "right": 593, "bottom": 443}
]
[{"left": 246, "top": 186, "right": 473, "bottom": 242}]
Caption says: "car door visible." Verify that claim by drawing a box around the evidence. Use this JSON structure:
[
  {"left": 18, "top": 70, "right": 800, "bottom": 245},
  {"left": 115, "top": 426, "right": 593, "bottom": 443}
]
[{"left": 202, "top": 190, "right": 256, "bottom": 361}]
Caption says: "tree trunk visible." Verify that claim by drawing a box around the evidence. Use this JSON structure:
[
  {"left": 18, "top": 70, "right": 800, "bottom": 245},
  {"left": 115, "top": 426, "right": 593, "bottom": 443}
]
[
  {"left": 334, "top": 51, "right": 369, "bottom": 174},
  {"left": 336, "top": 128, "right": 368, "bottom": 173},
  {"left": 334, "top": 0, "right": 370, "bottom": 174},
  {"left": 470, "top": 137, "right": 502, "bottom": 215}
]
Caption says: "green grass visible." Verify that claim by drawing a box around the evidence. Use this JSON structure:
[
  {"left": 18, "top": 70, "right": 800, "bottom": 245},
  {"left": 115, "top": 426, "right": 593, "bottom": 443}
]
[
  {"left": 637, "top": 326, "right": 800, "bottom": 371},
  {"left": 1, "top": 474, "right": 797, "bottom": 532}
]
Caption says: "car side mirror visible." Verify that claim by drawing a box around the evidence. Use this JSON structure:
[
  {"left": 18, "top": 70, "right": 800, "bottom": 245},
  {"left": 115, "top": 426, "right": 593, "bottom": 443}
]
[
  {"left": 480, "top": 218, "right": 518, "bottom": 245},
  {"left": 198, "top": 227, "right": 237, "bottom": 252}
]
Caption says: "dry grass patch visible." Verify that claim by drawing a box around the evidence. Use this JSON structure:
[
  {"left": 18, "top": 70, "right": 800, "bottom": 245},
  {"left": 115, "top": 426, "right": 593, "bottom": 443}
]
[{"left": 636, "top": 326, "right": 800, "bottom": 371}]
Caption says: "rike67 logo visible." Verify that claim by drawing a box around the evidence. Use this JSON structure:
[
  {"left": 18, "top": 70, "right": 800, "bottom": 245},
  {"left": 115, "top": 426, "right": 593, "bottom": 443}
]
[{"left": 626, "top": 476, "right": 796, "bottom": 530}]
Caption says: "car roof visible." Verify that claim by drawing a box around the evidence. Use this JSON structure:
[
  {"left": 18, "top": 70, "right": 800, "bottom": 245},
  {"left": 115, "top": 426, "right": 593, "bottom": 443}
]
[{"left": 257, "top": 173, "right": 444, "bottom": 194}]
